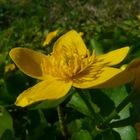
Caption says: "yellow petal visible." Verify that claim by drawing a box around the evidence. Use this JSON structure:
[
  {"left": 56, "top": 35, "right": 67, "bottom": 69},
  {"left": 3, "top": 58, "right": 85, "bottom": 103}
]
[
  {"left": 53, "top": 30, "right": 88, "bottom": 57},
  {"left": 15, "top": 77, "right": 72, "bottom": 107},
  {"left": 43, "top": 29, "right": 59, "bottom": 46},
  {"left": 99, "top": 58, "right": 140, "bottom": 89},
  {"left": 93, "top": 70, "right": 134, "bottom": 88},
  {"left": 73, "top": 67, "right": 123, "bottom": 88},
  {"left": 9, "top": 47, "right": 48, "bottom": 80},
  {"left": 96, "top": 47, "right": 130, "bottom": 66}
]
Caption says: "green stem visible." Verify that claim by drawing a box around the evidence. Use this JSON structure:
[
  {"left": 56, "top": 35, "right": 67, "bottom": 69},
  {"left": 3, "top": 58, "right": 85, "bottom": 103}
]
[
  {"left": 99, "top": 89, "right": 137, "bottom": 129},
  {"left": 109, "top": 117, "right": 132, "bottom": 128},
  {"left": 116, "top": 90, "right": 137, "bottom": 113},
  {"left": 77, "top": 89, "right": 103, "bottom": 124},
  {"left": 57, "top": 105, "right": 68, "bottom": 140}
]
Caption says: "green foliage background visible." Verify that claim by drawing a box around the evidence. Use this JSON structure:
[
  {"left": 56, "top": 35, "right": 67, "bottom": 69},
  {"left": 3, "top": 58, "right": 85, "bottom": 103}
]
[{"left": 0, "top": 0, "right": 140, "bottom": 139}]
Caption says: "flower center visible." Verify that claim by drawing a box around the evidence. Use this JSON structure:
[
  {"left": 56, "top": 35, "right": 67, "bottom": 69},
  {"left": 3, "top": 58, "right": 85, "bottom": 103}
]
[{"left": 41, "top": 51, "right": 96, "bottom": 80}]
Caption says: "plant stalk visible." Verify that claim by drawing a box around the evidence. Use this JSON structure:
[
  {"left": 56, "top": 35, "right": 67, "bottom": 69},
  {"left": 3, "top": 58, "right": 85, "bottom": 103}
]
[
  {"left": 77, "top": 89, "right": 103, "bottom": 124},
  {"left": 57, "top": 105, "right": 68, "bottom": 140}
]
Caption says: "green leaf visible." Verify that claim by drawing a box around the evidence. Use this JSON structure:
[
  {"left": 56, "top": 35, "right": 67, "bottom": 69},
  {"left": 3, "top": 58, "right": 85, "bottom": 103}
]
[
  {"left": 71, "top": 130, "right": 92, "bottom": 140},
  {"left": 67, "top": 119, "right": 82, "bottom": 134},
  {"left": 0, "top": 52, "right": 6, "bottom": 66},
  {"left": 0, "top": 106, "right": 14, "bottom": 138},
  {"left": 114, "top": 126, "right": 136, "bottom": 140},
  {"left": 89, "top": 38, "right": 103, "bottom": 54},
  {"left": 102, "top": 129, "right": 115, "bottom": 140},
  {"left": 102, "top": 86, "right": 131, "bottom": 119},
  {"left": 102, "top": 86, "right": 136, "bottom": 139},
  {"left": 88, "top": 89, "right": 115, "bottom": 117},
  {"left": 67, "top": 92, "right": 100, "bottom": 117},
  {"left": 67, "top": 117, "right": 96, "bottom": 137}
]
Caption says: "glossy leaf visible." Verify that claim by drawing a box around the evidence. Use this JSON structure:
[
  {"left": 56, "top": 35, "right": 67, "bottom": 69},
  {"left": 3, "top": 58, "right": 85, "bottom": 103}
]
[
  {"left": 71, "top": 130, "right": 92, "bottom": 140},
  {"left": 114, "top": 126, "right": 136, "bottom": 140},
  {"left": 0, "top": 106, "right": 14, "bottom": 138},
  {"left": 89, "top": 38, "right": 103, "bottom": 54},
  {"left": 102, "top": 129, "right": 116, "bottom": 140},
  {"left": 67, "top": 92, "right": 100, "bottom": 117},
  {"left": 102, "top": 86, "right": 136, "bottom": 139},
  {"left": 102, "top": 86, "right": 131, "bottom": 118}
]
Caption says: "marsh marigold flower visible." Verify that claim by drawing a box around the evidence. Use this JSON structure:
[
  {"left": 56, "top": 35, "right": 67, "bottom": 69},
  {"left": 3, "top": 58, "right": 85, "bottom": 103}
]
[
  {"left": 43, "top": 29, "right": 59, "bottom": 46},
  {"left": 10, "top": 30, "right": 130, "bottom": 107},
  {"left": 137, "top": 15, "right": 140, "bottom": 21},
  {"left": 4, "top": 63, "right": 16, "bottom": 73}
]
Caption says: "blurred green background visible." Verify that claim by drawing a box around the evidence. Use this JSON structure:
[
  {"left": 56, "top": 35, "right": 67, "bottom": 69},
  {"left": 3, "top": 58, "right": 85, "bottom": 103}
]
[{"left": 1, "top": 0, "right": 140, "bottom": 140}]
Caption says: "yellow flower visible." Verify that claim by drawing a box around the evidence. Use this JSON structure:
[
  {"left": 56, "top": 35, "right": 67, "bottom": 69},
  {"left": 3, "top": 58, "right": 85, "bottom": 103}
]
[
  {"left": 137, "top": 15, "right": 140, "bottom": 21},
  {"left": 120, "top": 64, "right": 127, "bottom": 71},
  {"left": 9, "top": 30, "right": 130, "bottom": 107},
  {"left": 96, "top": 58, "right": 140, "bottom": 89},
  {"left": 4, "top": 63, "right": 16, "bottom": 73},
  {"left": 79, "top": 32, "right": 84, "bottom": 36},
  {"left": 43, "top": 29, "right": 59, "bottom": 46}
]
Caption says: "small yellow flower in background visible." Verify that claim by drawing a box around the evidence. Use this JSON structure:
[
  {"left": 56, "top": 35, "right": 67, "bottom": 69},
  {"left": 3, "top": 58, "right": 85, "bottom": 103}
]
[
  {"left": 9, "top": 30, "right": 130, "bottom": 107},
  {"left": 79, "top": 32, "right": 84, "bottom": 36},
  {"left": 43, "top": 29, "right": 59, "bottom": 46},
  {"left": 4, "top": 63, "right": 16, "bottom": 73},
  {"left": 120, "top": 64, "right": 127, "bottom": 70},
  {"left": 137, "top": 15, "right": 140, "bottom": 21}
]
